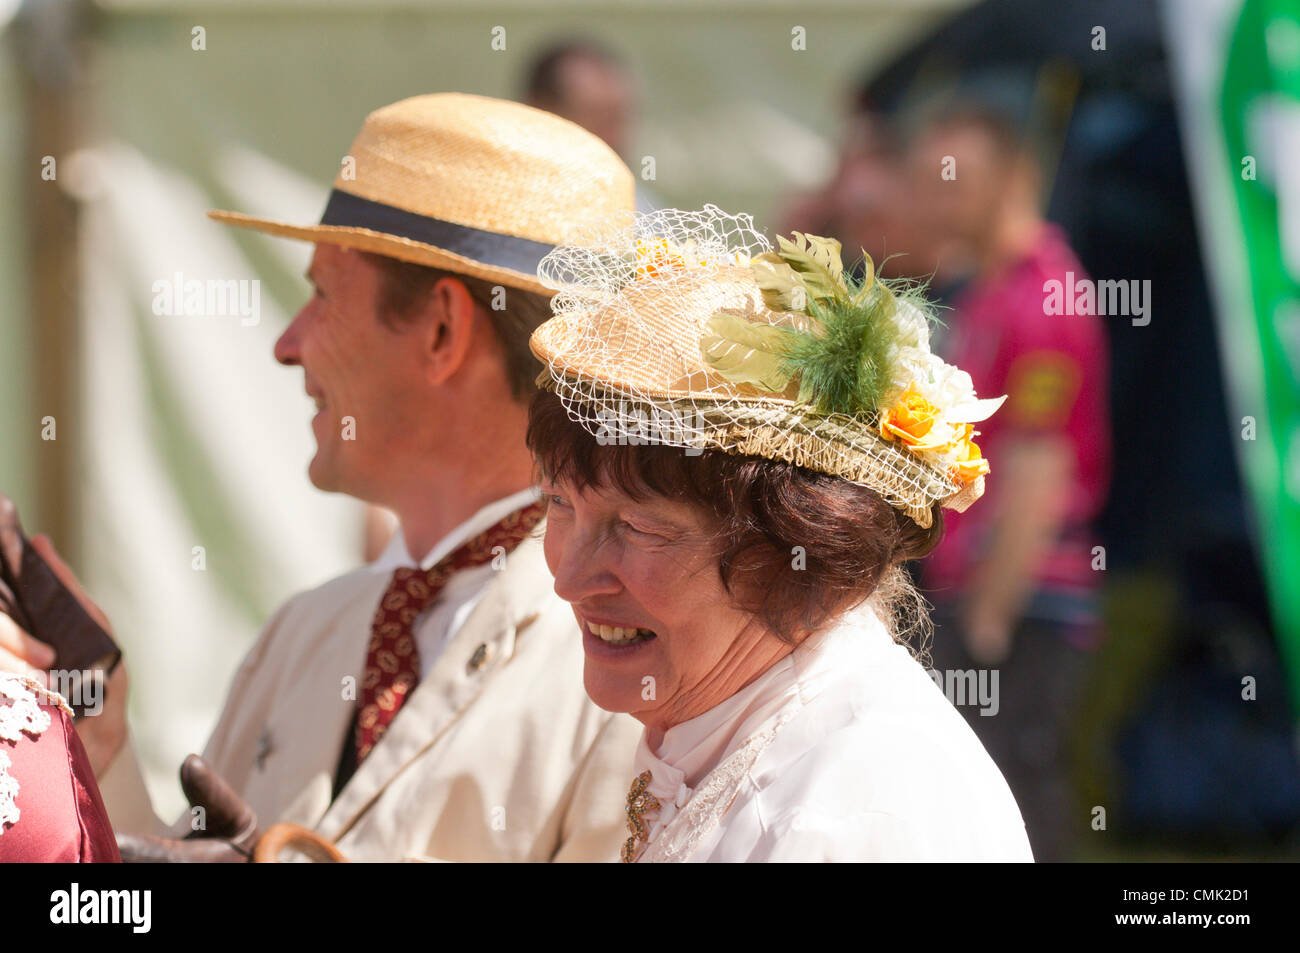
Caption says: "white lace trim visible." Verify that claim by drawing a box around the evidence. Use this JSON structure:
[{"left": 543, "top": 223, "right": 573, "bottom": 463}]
[
  {"left": 0, "top": 673, "right": 70, "bottom": 834},
  {"left": 638, "top": 707, "right": 798, "bottom": 863}
]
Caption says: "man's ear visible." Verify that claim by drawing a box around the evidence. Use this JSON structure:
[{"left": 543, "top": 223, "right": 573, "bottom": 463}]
[{"left": 425, "top": 276, "right": 482, "bottom": 386}]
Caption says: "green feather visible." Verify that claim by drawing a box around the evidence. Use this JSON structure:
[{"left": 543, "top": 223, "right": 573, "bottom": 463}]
[
  {"left": 782, "top": 281, "right": 899, "bottom": 417},
  {"left": 700, "top": 311, "right": 798, "bottom": 393}
]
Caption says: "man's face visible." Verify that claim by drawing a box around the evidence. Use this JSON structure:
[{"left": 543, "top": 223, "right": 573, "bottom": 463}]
[
  {"left": 908, "top": 123, "right": 1009, "bottom": 247},
  {"left": 274, "top": 244, "right": 432, "bottom": 500},
  {"left": 552, "top": 56, "right": 633, "bottom": 159}
]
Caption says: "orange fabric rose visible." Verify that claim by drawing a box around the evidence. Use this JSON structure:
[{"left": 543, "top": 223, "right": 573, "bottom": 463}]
[
  {"left": 949, "top": 424, "right": 990, "bottom": 482},
  {"left": 879, "top": 383, "right": 946, "bottom": 450}
]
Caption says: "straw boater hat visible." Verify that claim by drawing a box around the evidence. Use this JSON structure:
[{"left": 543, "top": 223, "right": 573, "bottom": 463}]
[
  {"left": 209, "top": 92, "right": 635, "bottom": 294},
  {"left": 530, "top": 206, "right": 1006, "bottom": 528}
]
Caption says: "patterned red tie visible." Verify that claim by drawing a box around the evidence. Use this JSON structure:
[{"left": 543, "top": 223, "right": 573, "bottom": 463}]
[{"left": 353, "top": 500, "right": 546, "bottom": 764}]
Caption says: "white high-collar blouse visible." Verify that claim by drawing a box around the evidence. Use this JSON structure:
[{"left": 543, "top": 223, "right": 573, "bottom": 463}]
[{"left": 624, "top": 604, "right": 1034, "bottom": 862}]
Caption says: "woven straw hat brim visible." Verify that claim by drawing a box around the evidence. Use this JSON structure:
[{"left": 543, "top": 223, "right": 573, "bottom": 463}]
[
  {"left": 208, "top": 209, "right": 550, "bottom": 295},
  {"left": 534, "top": 362, "right": 979, "bottom": 529}
]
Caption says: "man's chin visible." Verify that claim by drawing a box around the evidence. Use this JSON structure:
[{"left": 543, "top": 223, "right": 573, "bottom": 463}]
[{"left": 306, "top": 451, "right": 345, "bottom": 493}]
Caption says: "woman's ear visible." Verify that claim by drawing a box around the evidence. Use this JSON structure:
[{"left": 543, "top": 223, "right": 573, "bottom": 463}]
[{"left": 424, "top": 275, "right": 483, "bottom": 386}]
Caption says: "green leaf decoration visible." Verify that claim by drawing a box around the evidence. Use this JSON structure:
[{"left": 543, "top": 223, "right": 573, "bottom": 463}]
[
  {"left": 850, "top": 251, "right": 876, "bottom": 308},
  {"left": 752, "top": 232, "right": 849, "bottom": 314},
  {"left": 749, "top": 257, "right": 808, "bottom": 314},
  {"left": 700, "top": 311, "right": 798, "bottom": 393},
  {"left": 778, "top": 231, "right": 846, "bottom": 291}
]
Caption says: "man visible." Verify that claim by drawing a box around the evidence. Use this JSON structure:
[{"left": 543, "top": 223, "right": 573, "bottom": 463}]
[
  {"left": 907, "top": 102, "right": 1111, "bottom": 862},
  {"left": 523, "top": 40, "right": 659, "bottom": 213},
  {"left": 2, "top": 93, "right": 642, "bottom": 861}
]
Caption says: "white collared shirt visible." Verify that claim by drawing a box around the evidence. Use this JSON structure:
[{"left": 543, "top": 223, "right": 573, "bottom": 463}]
[{"left": 369, "top": 487, "right": 541, "bottom": 678}]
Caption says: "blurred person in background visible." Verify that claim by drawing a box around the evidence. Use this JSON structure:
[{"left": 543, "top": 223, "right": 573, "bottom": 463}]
[
  {"left": 0, "top": 94, "right": 643, "bottom": 862},
  {"left": 907, "top": 101, "right": 1111, "bottom": 862},
  {"left": 524, "top": 39, "right": 660, "bottom": 212},
  {"left": 777, "top": 112, "right": 895, "bottom": 268},
  {"left": 777, "top": 109, "right": 969, "bottom": 300}
]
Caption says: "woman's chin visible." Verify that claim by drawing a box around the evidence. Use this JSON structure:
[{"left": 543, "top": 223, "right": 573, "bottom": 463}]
[{"left": 582, "top": 665, "right": 651, "bottom": 717}]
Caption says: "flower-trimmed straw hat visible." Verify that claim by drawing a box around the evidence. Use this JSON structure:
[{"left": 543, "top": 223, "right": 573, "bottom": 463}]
[
  {"left": 529, "top": 206, "right": 1005, "bottom": 528},
  {"left": 210, "top": 92, "right": 636, "bottom": 294}
]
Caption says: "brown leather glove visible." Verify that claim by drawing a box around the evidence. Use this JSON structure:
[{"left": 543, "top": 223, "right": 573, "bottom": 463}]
[
  {"left": 0, "top": 493, "right": 119, "bottom": 718},
  {"left": 117, "top": 754, "right": 261, "bottom": 863}
]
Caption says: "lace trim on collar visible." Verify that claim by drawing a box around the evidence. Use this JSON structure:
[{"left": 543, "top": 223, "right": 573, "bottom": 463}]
[
  {"left": 637, "top": 706, "right": 799, "bottom": 863},
  {"left": 0, "top": 673, "right": 70, "bottom": 834}
]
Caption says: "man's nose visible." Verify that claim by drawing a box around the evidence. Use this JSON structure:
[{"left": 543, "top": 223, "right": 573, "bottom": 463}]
[{"left": 274, "top": 309, "right": 306, "bottom": 367}]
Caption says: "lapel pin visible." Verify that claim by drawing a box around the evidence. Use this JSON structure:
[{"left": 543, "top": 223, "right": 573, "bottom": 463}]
[
  {"left": 255, "top": 729, "right": 274, "bottom": 771},
  {"left": 467, "top": 643, "right": 491, "bottom": 672}
]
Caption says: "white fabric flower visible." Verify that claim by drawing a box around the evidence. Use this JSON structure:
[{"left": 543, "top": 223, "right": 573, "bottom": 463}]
[
  {"left": 892, "top": 347, "right": 1005, "bottom": 426},
  {"left": 891, "top": 301, "right": 931, "bottom": 350}
]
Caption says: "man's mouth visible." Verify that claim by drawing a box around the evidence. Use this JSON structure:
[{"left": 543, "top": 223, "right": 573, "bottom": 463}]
[{"left": 585, "top": 621, "right": 657, "bottom": 647}]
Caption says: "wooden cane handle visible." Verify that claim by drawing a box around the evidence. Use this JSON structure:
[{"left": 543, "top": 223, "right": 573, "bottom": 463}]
[{"left": 253, "top": 823, "right": 348, "bottom": 863}]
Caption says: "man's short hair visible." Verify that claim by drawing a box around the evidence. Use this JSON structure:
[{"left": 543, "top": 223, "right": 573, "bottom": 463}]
[
  {"left": 914, "top": 96, "right": 1033, "bottom": 164},
  {"left": 359, "top": 252, "right": 553, "bottom": 402},
  {"left": 524, "top": 40, "right": 623, "bottom": 105}
]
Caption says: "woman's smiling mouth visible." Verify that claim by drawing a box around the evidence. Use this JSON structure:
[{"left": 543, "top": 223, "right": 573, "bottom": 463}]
[{"left": 585, "top": 621, "right": 657, "bottom": 646}]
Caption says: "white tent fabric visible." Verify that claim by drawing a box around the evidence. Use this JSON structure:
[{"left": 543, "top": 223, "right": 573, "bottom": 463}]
[{"left": 74, "top": 141, "right": 362, "bottom": 819}]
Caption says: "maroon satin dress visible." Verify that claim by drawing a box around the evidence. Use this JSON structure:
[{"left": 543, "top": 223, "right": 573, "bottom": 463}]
[{"left": 0, "top": 678, "right": 120, "bottom": 862}]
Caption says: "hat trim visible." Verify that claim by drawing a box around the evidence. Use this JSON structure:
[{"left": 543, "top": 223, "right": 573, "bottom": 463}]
[
  {"left": 320, "top": 189, "right": 557, "bottom": 277},
  {"left": 540, "top": 374, "right": 968, "bottom": 529},
  {"left": 207, "top": 211, "right": 550, "bottom": 294}
]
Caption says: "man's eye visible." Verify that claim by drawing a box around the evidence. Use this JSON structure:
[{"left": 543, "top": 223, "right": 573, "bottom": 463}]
[{"left": 545, "top": 493, "right": 570, "bottom": 509}]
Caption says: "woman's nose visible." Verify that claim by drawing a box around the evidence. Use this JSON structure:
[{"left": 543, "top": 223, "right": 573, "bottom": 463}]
[{"left": 550, "top": 529, "right": 622, "bottom": 605}]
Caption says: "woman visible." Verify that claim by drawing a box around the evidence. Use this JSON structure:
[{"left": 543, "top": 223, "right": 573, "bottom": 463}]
[{"left": 526, "top": 207, "right": 1032, "bottom": 861}]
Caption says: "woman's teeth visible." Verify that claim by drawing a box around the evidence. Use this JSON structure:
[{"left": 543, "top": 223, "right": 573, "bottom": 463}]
[{"left": 587, "top": 622, "right": 655, "bottom": 646}]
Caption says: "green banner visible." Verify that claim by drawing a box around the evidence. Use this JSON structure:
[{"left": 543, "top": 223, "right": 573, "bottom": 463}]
[{"left": 1216, "top": 0, "right": 1300, "bottom": 710}]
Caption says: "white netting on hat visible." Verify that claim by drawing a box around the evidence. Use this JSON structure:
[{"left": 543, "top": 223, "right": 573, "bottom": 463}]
[{"left": 533, "top": 205, "right": 977, "bottom": 528}]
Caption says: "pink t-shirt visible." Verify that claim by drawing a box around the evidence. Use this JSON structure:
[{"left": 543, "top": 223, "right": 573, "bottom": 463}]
[{"left": 924, "top": 224, "right": 1111, "bottom": 636}]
